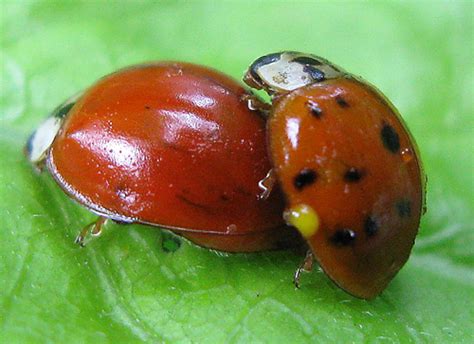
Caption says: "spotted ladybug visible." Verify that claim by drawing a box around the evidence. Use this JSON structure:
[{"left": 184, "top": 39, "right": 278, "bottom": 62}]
[
  {"left": 26, "top": 62, "right": 297, "bottom": 252},
  {"left": 244, "top": 51, "right": 426, "bottom": 298}
]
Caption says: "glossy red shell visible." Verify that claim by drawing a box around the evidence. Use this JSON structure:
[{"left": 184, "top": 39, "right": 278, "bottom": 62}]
[
  {"left": 47, "top": 62, "right": 294, "bottom": 252},
  {"left": 268, "top": 78, "right": 425, "bottom": 298}
]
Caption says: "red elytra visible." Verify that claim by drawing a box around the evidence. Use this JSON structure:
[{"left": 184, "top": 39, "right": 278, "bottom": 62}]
[
  {"left": 28, "top": 62, "right": 296, "bottom": 252},
  {"left": 245, "top": 52, "right": 425, "bottom": 298}
]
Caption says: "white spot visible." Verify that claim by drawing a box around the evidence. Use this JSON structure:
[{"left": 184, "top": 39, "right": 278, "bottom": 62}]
[
  {"left": 286, "top": 117, "right": 301, "bottom": 150},
  {"left": 28, "top": 116, "right": 62, "bottom": 163}
]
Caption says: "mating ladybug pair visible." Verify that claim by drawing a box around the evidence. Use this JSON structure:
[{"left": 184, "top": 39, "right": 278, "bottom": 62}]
[{"left": 26, "top": 51, "right": 425, "bottom": 299}]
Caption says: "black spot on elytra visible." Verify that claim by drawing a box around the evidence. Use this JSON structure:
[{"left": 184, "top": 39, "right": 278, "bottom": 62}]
[
  {"left": 364, "top": 216, "right": 378, "bottom": 237},
  {"left": 249, "top": 52, "right": 282, "bottom": 83},
  {"left": 306, "top": 100, "right": 323, "bottom": 118},
  {"left": 344, "top": 167, "right": 365, "bottom": 183},
  {"left": 396, "top": 199, "right": 412, "bottom": 218},
  {"left": 55, "top": 102, "right": 75, "bottom": 118},
  {"left": 144, "top": 105, "right": 151, "bottom": 110},
  {"left": 293, "top": 168, "right": 317, "bottom": 190},
  {"left": 303, "top": 65, "right": 325, "bottom": 82},
  {"left": 335, "top": 95, "right": 349, "bottom": 108},
  {"left": 291, "top": 56, "right": 323, "bottom": 66},
  {"left": 331, "top": 229, "right": 356, "bottom": 246},
  {"left": 381, "top": 124, "right": 400, "bottom": 153},
  {"left": 220, "top": 193, "right": 231, "bottom": 202}
]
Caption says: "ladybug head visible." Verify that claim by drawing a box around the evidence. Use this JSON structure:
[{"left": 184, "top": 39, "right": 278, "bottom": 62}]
[{"left": 244, "top": 51, "right": 345, "bottom": 95}]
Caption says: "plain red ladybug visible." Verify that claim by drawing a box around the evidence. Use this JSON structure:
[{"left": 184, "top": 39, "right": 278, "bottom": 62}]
[
  {"left": 26, "top": 61, "right": 297, "bottom": 252},
  {"left": 244, "top": 51, "right": 426, "bottom": 298}
]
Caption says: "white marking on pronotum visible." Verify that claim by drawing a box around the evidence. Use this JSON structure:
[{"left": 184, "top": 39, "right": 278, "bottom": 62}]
[
  {"left": 27, "top": 116, "right": 63, "bottom": 163},
  {"left": 253, "top": 52, "right": 345, "bottom": 93},
  {"left": 27, "top": 90, "right": 83, "bottom": 164}
]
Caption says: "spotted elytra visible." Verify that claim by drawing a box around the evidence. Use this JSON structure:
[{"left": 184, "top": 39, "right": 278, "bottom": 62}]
[{"left": 244, "top": 51, "right": 426, "bottom": 299}]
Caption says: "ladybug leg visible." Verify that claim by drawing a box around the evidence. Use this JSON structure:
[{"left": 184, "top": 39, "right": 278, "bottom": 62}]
[
  {"left": 293, "top": 250, "right": 314, "bottom": 288},
  {"left": 258, "top": 169, "right": 276, "bottom": 200},
  {"left": 74, "top": 216, "right": 108, "bottom": 247},
  {"left": 32, "top": 158, "right": 47, "bottom": 173},
  {"left": 241, "top": 93, "right": 271, "bottom": 116},
  {"left": 34, "top": 161, "right": 46, "bottom": 173}
]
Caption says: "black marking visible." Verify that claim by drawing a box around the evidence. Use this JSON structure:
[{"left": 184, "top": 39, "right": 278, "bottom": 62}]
[
  {"left": 291, "top": 56, "right": 322, "bottom": 66},
  {"left": 303, "top": 65, "right": 325, "bottom": 82},
  {"left": 25, "top": 131, "right": 36, "bottom": 156},
  {"left": 220, "top": 193, "right": 231, "bottom": 202},
  {"left": 396, "top": 199, "right": 412, "bottom": 218},
  {"left": 145, "top": 105, "right": 151, "bottom": 110},
  {"left": 161, "top": 232, "right": 181, "bottom": 253},
  {"left": 381, "top": 124, "right": 400, "bottom": 153},
  {"left": 293, "top": 168, "right": 317, "bottom": 190},
  {"left": 249, "top": 52, "right": 282, "bottom": 83},
  {"left": 335, "top": 95, "right": 349, "bottom": 108},
  {"left": 344, "top": 167, "right": 364, "bottom": 182},
  {"left": 55, "top": 102, "right": 75, "bottom": 118},
  {"left": 331, "top": 229, "right": 356, "bottom": 246},
  {"left": 306, "top": 100, "right": 323, "bottom": 118},
  {"left": 364, "top": 216, "right": 378, "bottom": 237}
]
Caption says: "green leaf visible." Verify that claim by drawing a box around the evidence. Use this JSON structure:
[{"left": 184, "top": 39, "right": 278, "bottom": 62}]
[{"left": 1, "top": 1, "right": 473, "bottom": 342}]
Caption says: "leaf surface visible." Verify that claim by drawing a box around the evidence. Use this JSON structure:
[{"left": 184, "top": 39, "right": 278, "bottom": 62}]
[{"left": 1, "top": 1, "right": 473, "bottom": 343}]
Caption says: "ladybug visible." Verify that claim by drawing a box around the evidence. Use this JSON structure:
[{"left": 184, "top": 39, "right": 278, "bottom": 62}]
[
  {"left": 244, "top": 51, "right": 426, "bottom": 298},
  {"left": 26, "top": 61, "right": 297, "bottom": 252}
]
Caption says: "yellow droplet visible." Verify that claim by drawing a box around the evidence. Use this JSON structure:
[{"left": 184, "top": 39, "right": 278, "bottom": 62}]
[{"left": 283, "top": 204, "right": 319, "bottom": 238}]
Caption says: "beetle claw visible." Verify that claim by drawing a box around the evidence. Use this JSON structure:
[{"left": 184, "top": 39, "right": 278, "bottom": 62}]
[
  {"left": 257, "top": 169, "right": 276, "bottom": 200},
  {"left": 74, "top": 234, "right": 85, "bottom": 246},
  {"left": 242, "top": 93, "right": 271, "bottom": 116},
  {"left": 74, "top": 217, "right": 108, "bottom": 247},
  {"left": 293, "top": 250, "right": 314, "bottom": 288}
]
